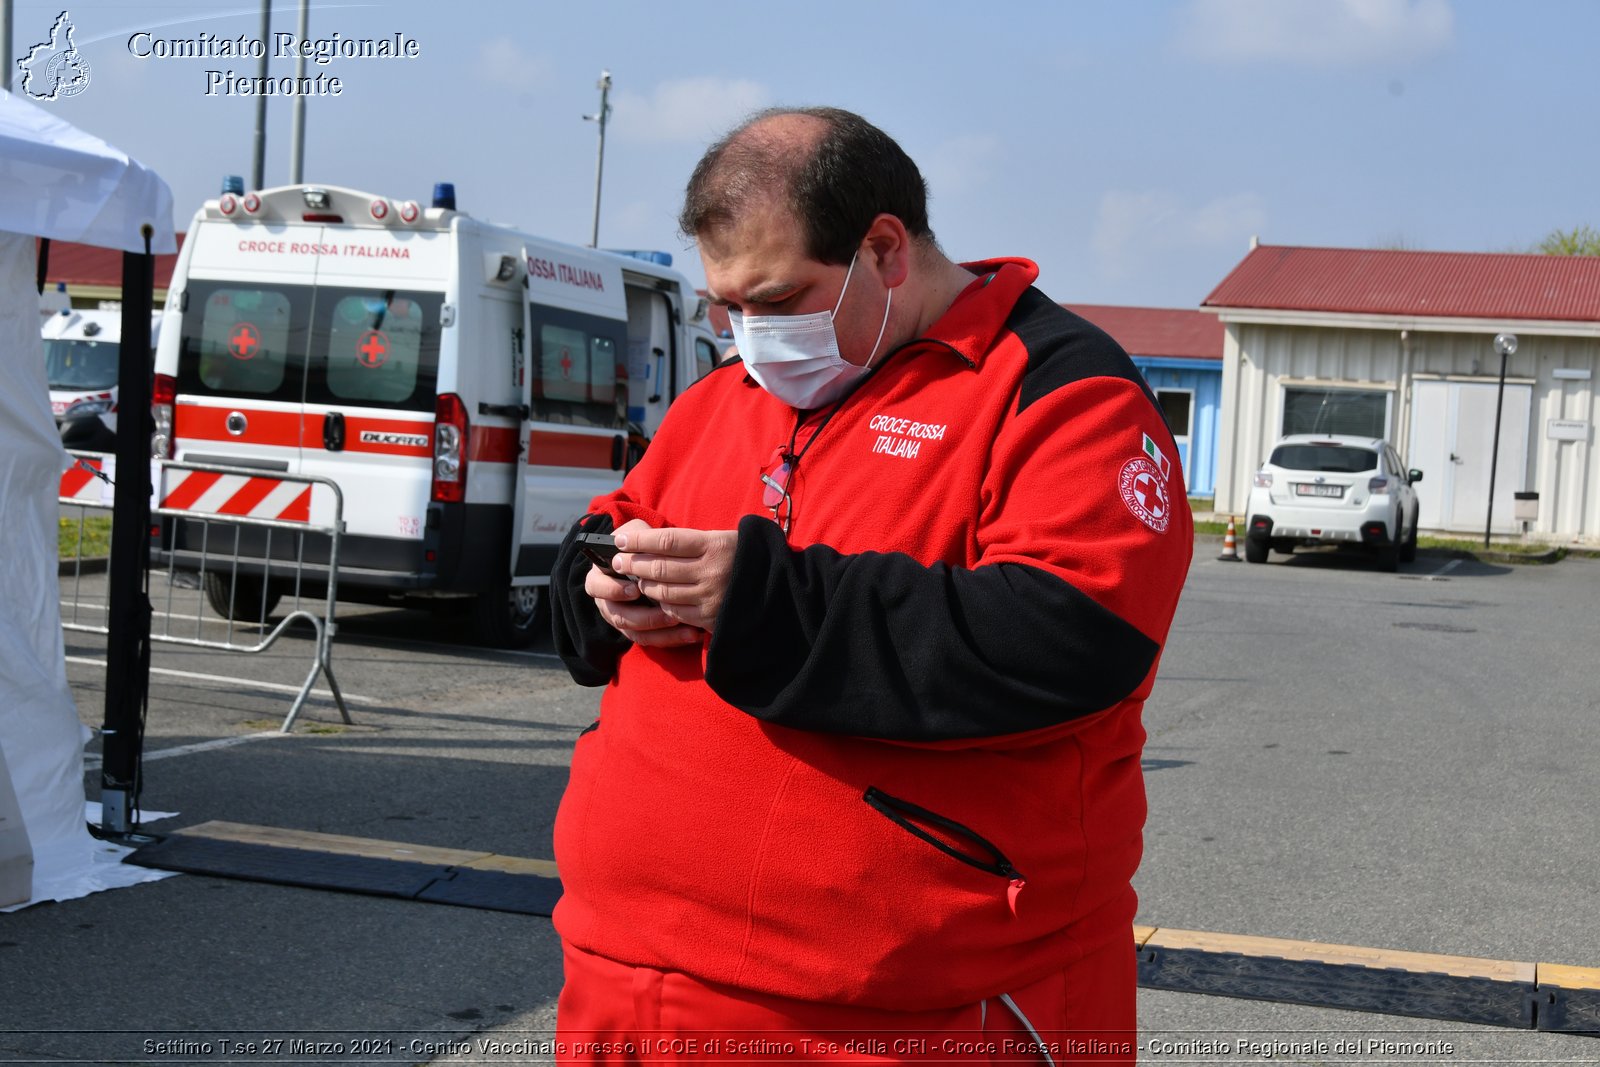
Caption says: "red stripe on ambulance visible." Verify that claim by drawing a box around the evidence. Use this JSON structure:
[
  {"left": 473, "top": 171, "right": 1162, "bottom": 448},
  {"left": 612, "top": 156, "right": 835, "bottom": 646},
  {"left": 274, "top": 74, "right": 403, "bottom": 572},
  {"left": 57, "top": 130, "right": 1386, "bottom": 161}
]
[
  {"left": 528, "top": 430, "right": 615, "bottom": 470},
  {"left": 467, "top": 427, "right": 616, "bottom": 468},
  {"left": 176, "top": 406, "right": 302, "bottom": 448},
  {"left": 470, "top": 425, "right": 520, "bottom": 464}
]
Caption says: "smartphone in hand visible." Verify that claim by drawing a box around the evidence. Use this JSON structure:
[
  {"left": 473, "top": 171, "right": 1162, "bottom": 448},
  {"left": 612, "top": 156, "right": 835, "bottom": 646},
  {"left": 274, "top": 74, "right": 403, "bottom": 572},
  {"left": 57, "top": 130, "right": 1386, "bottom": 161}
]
[
  {"left": 578, "top": 532, "right": 656, "bottom": 606},
  {"left": 578, "top": 532, "right": 624, "bottom": 577},
  {"left": 579, "top": 534, "right": 652, "bottom": 607}
]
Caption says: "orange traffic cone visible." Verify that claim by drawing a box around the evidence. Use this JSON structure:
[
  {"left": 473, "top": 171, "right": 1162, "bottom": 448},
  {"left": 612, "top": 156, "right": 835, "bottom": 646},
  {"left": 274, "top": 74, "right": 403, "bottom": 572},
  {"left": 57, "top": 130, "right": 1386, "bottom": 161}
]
[{"left": 1218, "top": 516, "right": 1241, "bottom": 561}]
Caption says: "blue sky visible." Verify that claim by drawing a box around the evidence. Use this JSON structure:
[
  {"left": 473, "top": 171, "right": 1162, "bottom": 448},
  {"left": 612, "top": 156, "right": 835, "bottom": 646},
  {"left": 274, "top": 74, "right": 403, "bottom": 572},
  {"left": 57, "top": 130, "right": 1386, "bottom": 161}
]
[{"left": 10, "top": 0, "right": 1597, "bottom": 307}]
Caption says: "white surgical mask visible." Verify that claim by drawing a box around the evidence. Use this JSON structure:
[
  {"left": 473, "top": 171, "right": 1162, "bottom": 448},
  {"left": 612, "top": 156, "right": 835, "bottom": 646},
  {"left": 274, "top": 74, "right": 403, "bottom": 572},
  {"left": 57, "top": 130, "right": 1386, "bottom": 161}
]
[{"left": 727, "top": 252, "right": 893, "bottom": 409}]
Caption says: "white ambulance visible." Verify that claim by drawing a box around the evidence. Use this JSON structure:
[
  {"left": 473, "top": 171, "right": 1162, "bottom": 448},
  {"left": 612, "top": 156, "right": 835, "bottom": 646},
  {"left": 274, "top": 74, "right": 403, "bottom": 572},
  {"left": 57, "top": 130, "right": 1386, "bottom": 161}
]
[
  {"left": 152, "top": 182, "right": 721, "bottom": 647},
  {"left": 44, "top": 306, "right": 163, "bottom": 452}
]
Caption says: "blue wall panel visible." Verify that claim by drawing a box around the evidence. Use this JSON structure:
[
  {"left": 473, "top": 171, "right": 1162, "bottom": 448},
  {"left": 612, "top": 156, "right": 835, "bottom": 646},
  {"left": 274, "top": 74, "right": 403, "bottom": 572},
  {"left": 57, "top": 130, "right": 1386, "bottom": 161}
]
[{"left": 1133, "top": 359, "right": 1222, "bottom": 497}]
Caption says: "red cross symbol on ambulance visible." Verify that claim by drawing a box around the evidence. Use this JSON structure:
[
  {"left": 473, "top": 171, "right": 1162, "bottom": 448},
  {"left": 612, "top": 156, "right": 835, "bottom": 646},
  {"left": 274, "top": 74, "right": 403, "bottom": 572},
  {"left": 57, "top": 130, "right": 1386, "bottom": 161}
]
[
  {"left": 229, "top": 322, "right": 261, "bottom": 361},
  {"left": 357, "top": 330, "right": 390, "bottom": 369},
  {"left": 559, "top": 346, "right": 573, "bottom": 379}
]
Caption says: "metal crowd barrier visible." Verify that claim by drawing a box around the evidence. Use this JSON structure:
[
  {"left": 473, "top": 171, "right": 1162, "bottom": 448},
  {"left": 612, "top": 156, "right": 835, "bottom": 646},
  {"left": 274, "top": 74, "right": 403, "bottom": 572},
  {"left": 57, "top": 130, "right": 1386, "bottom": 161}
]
[{"left": 59, "top": 452, "right": 350, "bottom": 732}]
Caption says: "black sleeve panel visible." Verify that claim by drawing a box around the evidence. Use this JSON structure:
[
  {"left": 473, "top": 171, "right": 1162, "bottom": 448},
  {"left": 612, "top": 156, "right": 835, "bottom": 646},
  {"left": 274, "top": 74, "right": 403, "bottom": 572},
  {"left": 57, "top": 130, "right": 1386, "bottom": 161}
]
[
  {"left": 552, "top": 512, "right": 632, "bottom": 687},
  {"left": 703, "top": 515, "right": 1160, "bottom": 740},
  {"left": 1010, "top": 288, "right": 1167, "bottom": 424}
]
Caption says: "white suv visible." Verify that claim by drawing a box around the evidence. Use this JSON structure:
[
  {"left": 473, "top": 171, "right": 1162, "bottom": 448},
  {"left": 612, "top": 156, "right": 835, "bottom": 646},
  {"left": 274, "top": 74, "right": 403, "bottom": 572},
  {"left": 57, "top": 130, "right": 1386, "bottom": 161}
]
[{"left": 1244, "top": 434, "right": 1422, "bottom": 571}]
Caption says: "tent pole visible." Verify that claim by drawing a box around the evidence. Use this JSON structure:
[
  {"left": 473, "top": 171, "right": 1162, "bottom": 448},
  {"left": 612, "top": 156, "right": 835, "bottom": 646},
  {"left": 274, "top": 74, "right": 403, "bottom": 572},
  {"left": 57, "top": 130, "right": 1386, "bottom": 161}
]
[{"left": 99, "top": 232, "right": 156, "bottom": 840}]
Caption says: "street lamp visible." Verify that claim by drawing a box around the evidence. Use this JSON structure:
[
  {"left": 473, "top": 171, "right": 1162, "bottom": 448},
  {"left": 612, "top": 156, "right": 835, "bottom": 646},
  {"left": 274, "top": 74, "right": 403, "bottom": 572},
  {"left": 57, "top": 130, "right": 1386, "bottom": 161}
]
[
  {"left": 1484, "top": 332, "right": 1517, "bottom": 548},
  {"left": 583, "top": 70, "right": 613, "bottom": 248}
]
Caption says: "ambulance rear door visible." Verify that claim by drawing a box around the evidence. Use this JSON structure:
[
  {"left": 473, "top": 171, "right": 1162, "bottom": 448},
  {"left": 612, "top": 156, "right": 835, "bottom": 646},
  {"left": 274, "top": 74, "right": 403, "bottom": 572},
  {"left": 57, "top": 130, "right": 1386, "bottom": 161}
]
[
  {"left": 626, "top": 279, "right": 715, "bottom": 439},
  {"left": 511, "top": 247, "right": 629, "bottom": 581},
  {"left": 624, "top": 284, "right": 674, "bottom": 438},
  {"left": 296, "top": 228, "right": 450, "bottom": 556},
  {"left": 171, "top": 220, "right": 319, "bottom": 475}
]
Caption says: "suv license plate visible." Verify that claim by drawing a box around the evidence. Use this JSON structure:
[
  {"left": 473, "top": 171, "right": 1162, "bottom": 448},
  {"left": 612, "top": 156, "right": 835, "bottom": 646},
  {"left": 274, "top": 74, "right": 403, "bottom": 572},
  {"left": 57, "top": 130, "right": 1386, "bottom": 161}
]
[{"left": 1295, "top": 484, "right": 1344, "bottom": 498}]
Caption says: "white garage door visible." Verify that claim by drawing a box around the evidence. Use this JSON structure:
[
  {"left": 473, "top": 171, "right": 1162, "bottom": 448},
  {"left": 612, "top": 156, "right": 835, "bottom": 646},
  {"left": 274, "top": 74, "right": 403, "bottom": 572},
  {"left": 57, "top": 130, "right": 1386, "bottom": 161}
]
[{"left": 1408, "top": 380, "right": 1531, "bottom": 533}]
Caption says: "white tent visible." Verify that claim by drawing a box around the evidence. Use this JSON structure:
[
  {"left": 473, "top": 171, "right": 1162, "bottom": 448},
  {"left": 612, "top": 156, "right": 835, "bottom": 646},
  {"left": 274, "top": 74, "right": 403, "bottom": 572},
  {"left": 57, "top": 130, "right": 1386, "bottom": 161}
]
[{"left": 0, "top": 88, "right": 176, "bottom": 908}]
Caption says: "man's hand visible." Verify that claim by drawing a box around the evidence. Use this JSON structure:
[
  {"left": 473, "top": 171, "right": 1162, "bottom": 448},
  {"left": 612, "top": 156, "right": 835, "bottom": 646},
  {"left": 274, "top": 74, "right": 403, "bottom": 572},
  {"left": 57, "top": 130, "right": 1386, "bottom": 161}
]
[
  {"left": 584, "top": 519, "right": 701, "bottom": 647},
  {"left": 613, "top": 525, "right": 739, "bottom": 633}
]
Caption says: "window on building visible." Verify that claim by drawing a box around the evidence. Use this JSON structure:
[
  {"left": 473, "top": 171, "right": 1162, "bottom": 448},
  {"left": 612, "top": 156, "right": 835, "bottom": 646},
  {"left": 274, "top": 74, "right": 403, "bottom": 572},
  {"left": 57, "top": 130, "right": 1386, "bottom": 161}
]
[
  {"left": 1157, "top": 390, "right": 1193, "bottom": 439},
  {"left": 1282, "top": 387, "right": 1389, "bottom": 438}
]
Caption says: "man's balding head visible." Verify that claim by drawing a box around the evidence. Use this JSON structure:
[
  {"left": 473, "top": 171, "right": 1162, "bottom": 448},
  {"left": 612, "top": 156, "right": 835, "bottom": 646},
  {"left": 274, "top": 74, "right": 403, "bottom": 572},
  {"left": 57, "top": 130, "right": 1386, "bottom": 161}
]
[{"left": 679, "top": 107, "right": 934, "bottom": 266}]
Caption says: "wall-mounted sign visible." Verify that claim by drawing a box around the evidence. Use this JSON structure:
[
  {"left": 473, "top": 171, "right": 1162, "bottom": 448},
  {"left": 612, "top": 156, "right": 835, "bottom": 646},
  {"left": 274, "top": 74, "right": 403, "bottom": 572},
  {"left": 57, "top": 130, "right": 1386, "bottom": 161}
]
[
  {"left": 1552, "top": 368, "right": 1592, "bottom": 381},
  {"left": 1547, "top": 419, "right": 1592, "bottom": 441}
]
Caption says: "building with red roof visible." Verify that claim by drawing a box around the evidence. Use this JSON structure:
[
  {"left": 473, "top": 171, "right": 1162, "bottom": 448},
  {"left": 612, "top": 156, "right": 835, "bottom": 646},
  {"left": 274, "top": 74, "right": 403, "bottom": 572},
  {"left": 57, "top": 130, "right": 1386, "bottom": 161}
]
[
  {"left": 1067, "top": 305, "right": 1223, "bottom": 496},
  {"left": 1204, "top": 243, "right": 1600, "bottom": 542},
  {"left": 38, "top": 235, "right": 185, "bottom": 309}
]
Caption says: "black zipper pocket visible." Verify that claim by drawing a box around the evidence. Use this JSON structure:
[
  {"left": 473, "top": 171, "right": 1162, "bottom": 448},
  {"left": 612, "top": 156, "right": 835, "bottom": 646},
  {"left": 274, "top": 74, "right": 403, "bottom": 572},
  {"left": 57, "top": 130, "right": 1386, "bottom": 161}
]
[{"left": 864, "top": 787, "right": 1024, "bottom": 883}]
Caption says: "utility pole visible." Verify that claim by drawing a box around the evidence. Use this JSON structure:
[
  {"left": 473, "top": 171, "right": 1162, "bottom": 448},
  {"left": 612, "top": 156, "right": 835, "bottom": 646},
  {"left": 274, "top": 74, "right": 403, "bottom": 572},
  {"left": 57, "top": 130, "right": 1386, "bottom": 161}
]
[
  {"left": 250, "top": 0, "right": 270, "bottom": 190},
  {"left": 583, "top": 70, "right": 613, "bottom": 248},
  {"left": 289, "top": 0, "right": 309, "bottom": 183},
  {"left": 1, "top": 0, "right": 13, "bottom": 93},
  {"left": 1484, "top": 333, "right": 1517, "bottom": 548}
]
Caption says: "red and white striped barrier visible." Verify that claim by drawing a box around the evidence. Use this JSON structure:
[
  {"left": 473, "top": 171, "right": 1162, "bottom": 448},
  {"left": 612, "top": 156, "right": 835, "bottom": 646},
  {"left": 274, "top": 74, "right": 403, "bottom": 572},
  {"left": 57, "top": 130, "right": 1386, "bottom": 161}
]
[
  {"left": 60, "top": 457, "right": 107, "bottom": 503},
  {"left": 159, "top": 469, "right": 313, "bottom": 524}
]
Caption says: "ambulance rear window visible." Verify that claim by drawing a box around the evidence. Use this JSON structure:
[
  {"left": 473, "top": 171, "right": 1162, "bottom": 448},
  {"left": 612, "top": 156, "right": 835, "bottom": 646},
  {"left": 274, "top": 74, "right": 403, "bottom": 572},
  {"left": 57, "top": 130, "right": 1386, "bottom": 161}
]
[
  {"left": 315, "top": 291, "right": 440, "bottom": 411},
  {"left": 176, "top": 281, "right": 441, "bottom": 413},
  {"left": 530, "top": 309, "right": 626, "bottom": 428},
  {"left": 189, "top": 288, "right": 295, "bottom": 397},
  {"left": 537, "top": 325, "right": 616, "bottom": 405}
]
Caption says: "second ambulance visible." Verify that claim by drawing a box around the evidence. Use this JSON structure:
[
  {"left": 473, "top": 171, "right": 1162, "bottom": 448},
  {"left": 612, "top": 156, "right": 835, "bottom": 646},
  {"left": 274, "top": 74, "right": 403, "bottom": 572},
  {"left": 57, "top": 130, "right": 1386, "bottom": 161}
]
[{"left": 153, "top": 181, "right": 721, "bottom": 646}]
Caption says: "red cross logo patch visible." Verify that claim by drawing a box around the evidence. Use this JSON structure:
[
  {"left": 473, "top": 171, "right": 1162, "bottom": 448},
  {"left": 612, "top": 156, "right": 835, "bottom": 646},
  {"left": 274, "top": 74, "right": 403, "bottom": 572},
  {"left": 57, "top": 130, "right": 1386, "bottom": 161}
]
[{"left": 1119, "top": 456, "right": 1171, "bottom": 533}]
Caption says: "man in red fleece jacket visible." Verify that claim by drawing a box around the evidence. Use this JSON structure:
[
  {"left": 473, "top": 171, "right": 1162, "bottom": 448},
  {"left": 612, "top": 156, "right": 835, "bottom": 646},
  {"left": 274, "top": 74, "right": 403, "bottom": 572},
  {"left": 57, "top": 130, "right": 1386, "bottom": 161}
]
[{"left": 550, "top": 107, "right": 1191, "bottom": 1064}]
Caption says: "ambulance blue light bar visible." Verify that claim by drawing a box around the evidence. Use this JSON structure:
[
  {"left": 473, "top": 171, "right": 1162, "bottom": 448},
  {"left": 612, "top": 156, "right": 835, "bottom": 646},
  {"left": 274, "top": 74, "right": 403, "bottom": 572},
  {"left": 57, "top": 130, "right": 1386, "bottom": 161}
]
[
  {"left": 432, "top": 182, "right": 456, "bottom": 210},
  {"left": 607, "top": 249, "right": 673, "bottom": 267}
]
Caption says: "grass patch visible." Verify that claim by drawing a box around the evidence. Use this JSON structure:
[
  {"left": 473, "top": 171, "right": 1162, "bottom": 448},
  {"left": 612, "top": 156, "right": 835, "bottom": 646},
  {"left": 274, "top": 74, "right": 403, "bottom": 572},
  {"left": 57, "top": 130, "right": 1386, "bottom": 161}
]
[
  {"left": 1417, "top": 535, "right": 1563, "bottom": 557},
  {"left": 1187, "top": 498, "right": 1235, "bottom": 536},
  {"left": 59, "top": 515, "right": 113, "bottom": 559}
]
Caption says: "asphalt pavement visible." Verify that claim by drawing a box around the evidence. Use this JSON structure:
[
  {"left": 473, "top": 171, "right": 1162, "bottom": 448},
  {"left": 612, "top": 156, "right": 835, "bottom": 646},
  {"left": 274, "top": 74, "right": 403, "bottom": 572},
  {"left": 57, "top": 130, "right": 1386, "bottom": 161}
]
[{"left": 2, "top": 543, "right": 1597, "bottom": 1064}]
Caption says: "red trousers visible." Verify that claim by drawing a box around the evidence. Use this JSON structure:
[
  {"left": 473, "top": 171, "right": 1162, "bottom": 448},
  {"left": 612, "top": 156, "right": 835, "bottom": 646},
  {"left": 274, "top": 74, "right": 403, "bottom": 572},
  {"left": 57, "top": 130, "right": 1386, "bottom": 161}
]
[{"left": 555, "top": 937, "right": 1136, "bottom": 1066}]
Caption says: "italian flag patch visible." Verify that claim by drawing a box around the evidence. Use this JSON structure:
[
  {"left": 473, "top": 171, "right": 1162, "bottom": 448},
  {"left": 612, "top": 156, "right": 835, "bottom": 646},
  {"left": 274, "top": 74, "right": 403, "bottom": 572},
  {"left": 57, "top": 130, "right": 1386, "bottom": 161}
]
[
  {"left": 1143, "top": 433, "right": 1171, "bottom": 481},
  {"left": 1120, "top": 433, "right": 1174, "bottom": 533}
]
